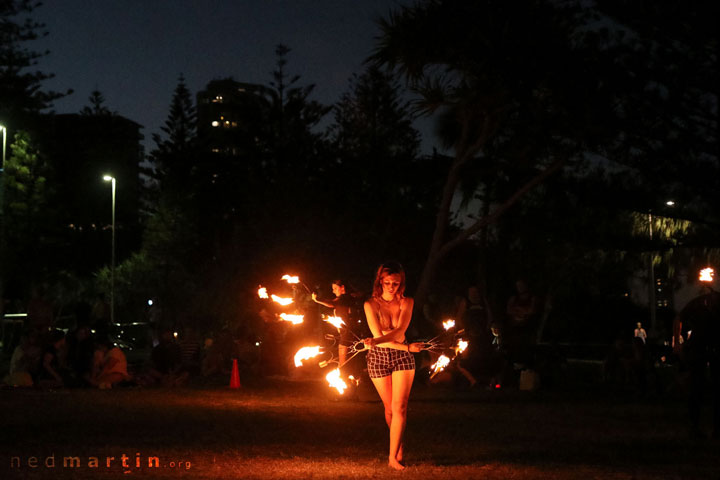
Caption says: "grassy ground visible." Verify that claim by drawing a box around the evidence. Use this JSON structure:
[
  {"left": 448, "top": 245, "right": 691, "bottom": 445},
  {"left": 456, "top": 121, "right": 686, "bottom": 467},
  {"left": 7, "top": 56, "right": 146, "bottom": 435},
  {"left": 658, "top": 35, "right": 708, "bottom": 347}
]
[{"left": 0, "top": 375, "right": 718, "bottom": 480}]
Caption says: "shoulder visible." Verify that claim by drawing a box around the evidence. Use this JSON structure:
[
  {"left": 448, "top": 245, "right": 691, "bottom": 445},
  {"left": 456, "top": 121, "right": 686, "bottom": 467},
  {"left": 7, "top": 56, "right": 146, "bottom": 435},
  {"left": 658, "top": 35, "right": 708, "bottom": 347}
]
[
  {"left": 401, "top": 297, "right": 414, "bottom": 308},
  {"left": 364, "top": 298, "right": 377, "bottom": 309}
]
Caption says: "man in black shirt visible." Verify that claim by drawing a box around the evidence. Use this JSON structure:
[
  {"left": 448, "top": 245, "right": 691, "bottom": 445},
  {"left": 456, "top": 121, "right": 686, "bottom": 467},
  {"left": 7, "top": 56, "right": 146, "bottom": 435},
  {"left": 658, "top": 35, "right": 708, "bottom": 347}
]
[{"left": 673, "top": 268, "right": 720, "bottom": 438}]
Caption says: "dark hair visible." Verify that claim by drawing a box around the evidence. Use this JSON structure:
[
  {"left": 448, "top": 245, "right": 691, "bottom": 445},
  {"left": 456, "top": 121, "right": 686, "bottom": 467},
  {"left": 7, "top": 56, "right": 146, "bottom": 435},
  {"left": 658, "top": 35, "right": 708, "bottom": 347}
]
[{"left": 372, "top": 262, "right": 406, "bottom": 299}]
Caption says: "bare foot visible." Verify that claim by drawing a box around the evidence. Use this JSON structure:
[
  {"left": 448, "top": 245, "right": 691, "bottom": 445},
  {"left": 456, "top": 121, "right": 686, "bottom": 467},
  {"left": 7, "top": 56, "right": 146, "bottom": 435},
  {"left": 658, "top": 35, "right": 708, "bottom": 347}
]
[{"left": 388, "top": 457, "right": 405, "bottom": 470}]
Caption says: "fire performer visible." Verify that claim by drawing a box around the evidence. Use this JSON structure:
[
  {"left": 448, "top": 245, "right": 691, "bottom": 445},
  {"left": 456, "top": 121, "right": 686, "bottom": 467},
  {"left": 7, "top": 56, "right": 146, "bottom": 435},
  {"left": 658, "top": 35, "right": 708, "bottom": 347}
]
[
  {"left": 312, "top": 279, "right": 363, "bottom": 371},
  {"left": 363, "top": 262, "right": 424, "bottom": 470},
  {"left": 673, "top": 267, "right": 720, "bottom": 439}
]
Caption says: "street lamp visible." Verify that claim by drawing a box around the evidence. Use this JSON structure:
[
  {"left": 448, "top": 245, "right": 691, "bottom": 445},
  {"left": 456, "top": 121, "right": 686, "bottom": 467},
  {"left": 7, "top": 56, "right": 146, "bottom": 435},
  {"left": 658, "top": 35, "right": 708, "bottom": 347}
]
[
  {"left": 647, "top": 200, "right": 677, "bottom": 335},
  {"left": 0, "top": 124, "right": 6, "bottom": 215},
  {"left": 103, "top": 175, "right": 116, "bottom": 325}
]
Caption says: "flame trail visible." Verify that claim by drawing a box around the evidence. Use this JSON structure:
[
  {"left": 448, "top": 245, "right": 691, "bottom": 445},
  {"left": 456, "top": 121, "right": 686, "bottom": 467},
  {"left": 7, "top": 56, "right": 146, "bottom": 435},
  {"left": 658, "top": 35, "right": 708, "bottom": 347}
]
[
  {"left": 271, "top": 294, "right": 294, "bottom": 306},
  {"left": 294, "top": 346, "right": 322, "bottom": 367},
  {"left": 258, "top": 286, "right": 269, "bottom": 299},
  {"left": 279, "top": 313, "right": 304, "bottom": 324},
  {"left": 282, "top": 275, "right": 300, "bottom": 284}
]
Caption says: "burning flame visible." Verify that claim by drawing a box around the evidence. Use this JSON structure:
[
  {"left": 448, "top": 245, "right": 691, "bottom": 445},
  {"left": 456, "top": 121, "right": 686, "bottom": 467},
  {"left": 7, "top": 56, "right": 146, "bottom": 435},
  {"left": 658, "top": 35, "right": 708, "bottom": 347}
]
[
  {"left": 271, "top": 294, "right": 294, "bottom": 306},
  {"left": 324, "top": 316, "right": 345, "bottom": 330},
  {"left": 326, "top": 368, "right": 347, "bottom": 394},
  {"left": 443, "top": 319, "right": 456, "bottom": 331},
  {"left": 258, "top": 286, "right": 269, "bottom": 299},
  {"left": 282, "top": 274, "right": 300, "bottom": 284},
  {"left": 279, "top": 313, "right": 304, "bottom": 324},
  {"left": 294, "top": 346, "right": 322, "bottom": 367},
  {"left": 455, "top": 339, "right": 469, "bottom": 355},
  {"left": 699, "top": 267, "right": 715, "bottom": 283},
  {"left": 431, "top": 355, "right": 451, "bottom": 375}
]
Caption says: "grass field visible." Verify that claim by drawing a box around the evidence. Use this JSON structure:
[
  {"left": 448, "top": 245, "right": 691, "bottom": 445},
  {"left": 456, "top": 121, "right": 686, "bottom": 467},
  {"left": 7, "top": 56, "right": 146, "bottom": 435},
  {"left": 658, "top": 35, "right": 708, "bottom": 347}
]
[{"left": 1, "top": 376, "right": 718, "bottom": 479}]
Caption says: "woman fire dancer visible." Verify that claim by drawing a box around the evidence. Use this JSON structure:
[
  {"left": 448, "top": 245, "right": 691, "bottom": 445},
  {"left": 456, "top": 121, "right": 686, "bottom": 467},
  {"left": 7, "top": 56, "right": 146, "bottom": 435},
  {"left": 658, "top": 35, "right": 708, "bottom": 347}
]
[{"left": 363, "top": 262, "right": 424, "bottom": 470}]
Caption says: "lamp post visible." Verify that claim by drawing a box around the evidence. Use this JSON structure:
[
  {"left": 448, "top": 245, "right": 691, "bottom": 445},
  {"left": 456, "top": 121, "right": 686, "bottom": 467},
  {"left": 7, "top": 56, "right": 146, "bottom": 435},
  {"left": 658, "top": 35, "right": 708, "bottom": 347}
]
[
  {"left": 0, "top": 125, "right": 6, "bottom": 215},
  {"left": 103, "top": 175, "right": 116, "bottom": 325},
  {"left": 647, "top": 200, "right": 676, "bottom": 335}
]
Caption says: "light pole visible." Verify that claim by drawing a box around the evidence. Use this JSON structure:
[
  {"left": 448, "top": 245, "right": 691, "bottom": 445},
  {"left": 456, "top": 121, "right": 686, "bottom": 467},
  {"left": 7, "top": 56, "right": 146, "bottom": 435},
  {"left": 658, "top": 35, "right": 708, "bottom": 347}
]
[
  {"left": 647, "top": 200, "right": 676, "bottom": 335},
  {"left": 0, "top": 124, "right": 6, "bottom": 215},
  {"left": 103, "top": 175, "right": 116, "bottom": 325}
]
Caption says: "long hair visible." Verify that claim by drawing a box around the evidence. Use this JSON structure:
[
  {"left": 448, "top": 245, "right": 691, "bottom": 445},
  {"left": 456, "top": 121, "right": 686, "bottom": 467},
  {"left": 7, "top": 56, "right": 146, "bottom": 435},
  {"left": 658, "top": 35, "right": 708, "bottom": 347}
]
[{"left": 372, "top": 261, "right": 406, "bottom": 299}]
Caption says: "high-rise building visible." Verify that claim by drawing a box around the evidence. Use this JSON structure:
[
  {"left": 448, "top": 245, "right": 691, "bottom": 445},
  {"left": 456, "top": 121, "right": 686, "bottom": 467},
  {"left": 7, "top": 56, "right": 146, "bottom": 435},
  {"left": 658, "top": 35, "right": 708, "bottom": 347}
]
[
  {"left": 40, "top": 113, "right": 144, "bottom": 273},
  {"left": 196, "top": 78, "right": 270, "bottom": 157}
]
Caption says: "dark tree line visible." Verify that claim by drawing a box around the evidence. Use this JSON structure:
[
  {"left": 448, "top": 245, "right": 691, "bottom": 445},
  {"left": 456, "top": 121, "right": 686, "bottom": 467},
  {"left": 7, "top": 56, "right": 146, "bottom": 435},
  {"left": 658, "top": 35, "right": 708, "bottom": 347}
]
[{"left": 2, "top": 0, "right": 717, "bottom": 344}]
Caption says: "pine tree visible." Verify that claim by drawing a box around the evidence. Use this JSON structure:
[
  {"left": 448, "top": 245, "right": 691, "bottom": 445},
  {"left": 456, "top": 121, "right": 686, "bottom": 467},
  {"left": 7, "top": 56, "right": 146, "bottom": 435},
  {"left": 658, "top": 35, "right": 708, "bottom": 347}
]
[
  {"left": 149, "top": 74, "right": 197, "bottom": 196},
  {"left": 0, "top": 0, "right": 68, "bottom": 125}
]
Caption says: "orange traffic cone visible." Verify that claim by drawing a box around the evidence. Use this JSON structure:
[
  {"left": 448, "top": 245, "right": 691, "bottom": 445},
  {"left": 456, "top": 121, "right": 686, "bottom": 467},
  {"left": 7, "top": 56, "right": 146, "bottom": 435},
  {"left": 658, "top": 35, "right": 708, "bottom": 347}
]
[{"left": 229, "top": 358, "right": 241, "bottom": 389}]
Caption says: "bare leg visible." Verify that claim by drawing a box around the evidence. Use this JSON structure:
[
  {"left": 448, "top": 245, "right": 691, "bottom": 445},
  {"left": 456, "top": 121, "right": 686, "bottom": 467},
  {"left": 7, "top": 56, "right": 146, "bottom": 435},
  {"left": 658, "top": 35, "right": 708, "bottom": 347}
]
[{"left": 388, "top": 369, "right": 414, "bottom": 469}]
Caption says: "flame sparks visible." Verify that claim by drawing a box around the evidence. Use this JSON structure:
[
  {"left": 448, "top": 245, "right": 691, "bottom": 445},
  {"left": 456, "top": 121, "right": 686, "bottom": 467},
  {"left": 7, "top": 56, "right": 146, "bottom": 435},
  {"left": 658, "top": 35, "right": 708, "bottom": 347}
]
[
  {"left": 279, "top": 313, "right": 304, "bottom": 324},
  {"left": 326, "top": 368, "right": 347, "bottom": 394},
  {"left": 282, "top": 274, "right": 300, "bottom": 284},
  {"left": 455, "top": 339, "right": 469, "bottom": 355},
  {"left": 271, "top": 294, "right": 294, "bottom": 306},
  {"left": 443, "top": 319, "right": 456, "bottom": 331},
  {"left": 258, "top": 286, "right": 269, "bottom": 299},
  {"left": 294, "top": 346, "right": 322, "bottom": 367},
  {"left": 324, "top": 316, "right": 345, "bottom": 330},
  {"left": 699, "top": 267, "right": 715, "bottom": 283}
]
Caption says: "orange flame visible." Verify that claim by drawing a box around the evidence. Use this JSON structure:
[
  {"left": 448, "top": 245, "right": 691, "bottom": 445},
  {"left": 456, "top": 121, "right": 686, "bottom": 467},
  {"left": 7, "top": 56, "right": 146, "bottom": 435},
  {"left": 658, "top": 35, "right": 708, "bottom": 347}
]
[
  {"left": 443, "top": 319, "right": 456, "bottom": 331},
  {"left": 326, "top": 368, "right": 347, "bottom": 394},
  {"left": 279, "top": 313, "right": 304, "bottom": 324},
  {"left": 324, "top": 316, "right": 345, "bottom": 330},
  {"left": 431, "top": 354, "right": 451, "bottom": 375},
  {"left": 699, "top": 267, "right": 715, "bottom": 283},
  {"left": 271, "top": 294, "right": 294, "bottom": 306},
  {"left": 455, "top": 339, "right": 469, "bottom": 355},
  {"left": 258, "top": 286, "right": 269, "bottom": 299},
  {"left": 294, "top": 346, "right": 322, "bottom": 367},
  {"left": 282, "top": 274, "right": 300, "bottom": 284}
]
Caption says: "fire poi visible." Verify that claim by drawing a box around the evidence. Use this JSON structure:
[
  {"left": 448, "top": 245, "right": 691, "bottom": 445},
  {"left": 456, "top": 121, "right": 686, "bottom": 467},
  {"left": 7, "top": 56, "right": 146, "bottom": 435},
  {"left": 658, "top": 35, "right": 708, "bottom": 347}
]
[{"left": 699, "top": 267, "right": 715, "bottom": 282}]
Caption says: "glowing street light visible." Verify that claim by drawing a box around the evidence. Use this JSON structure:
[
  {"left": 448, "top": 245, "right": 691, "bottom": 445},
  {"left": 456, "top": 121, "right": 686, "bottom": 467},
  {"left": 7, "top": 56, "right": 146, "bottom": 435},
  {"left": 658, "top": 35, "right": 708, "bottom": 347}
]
[{"left": 103, "top": 175, "right": 116, "bottom": 325}]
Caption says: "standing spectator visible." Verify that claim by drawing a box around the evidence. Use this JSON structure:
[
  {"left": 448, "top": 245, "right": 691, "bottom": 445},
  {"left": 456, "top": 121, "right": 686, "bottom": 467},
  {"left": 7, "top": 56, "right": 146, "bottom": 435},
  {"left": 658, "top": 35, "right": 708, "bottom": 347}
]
[
  {"left": 506, "top": 279, "right": 540, "bottom": 366},
  {"left": 634, "top": 322, "right": 648, "bottom": 344}
]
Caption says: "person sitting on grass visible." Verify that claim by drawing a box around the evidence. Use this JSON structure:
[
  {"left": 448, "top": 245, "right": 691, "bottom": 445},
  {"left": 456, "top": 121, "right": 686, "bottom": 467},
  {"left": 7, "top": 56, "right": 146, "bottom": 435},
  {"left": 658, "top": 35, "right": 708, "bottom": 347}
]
[
  {"left": 87, "top": 337, "right": 131, "bottom": 389},
  {"left": 137, "top": 328, "right": 189, "bottom": 387},
  {"left": 37, "top": 330, "right": 70, "bottom": 388}
]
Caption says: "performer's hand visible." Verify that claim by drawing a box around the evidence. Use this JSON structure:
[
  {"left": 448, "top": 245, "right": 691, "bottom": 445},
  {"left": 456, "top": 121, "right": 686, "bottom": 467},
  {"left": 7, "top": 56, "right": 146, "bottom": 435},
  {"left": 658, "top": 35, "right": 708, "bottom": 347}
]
[
  {"left": 408, "top": 342, "right": 424, "bottom": 353},
  {"left": 311, "top": 292, "right": 318, "bottom": 302},
  {"left": 363, "top": 337, "right": 376, "bottom": 349}
]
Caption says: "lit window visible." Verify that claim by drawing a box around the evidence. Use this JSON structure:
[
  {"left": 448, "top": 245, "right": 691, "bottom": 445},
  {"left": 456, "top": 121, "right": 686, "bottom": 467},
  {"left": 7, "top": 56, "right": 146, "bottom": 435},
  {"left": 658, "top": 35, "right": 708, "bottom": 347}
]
[{"left": 212, "top": 95, "right": 223, "bottom": 103}]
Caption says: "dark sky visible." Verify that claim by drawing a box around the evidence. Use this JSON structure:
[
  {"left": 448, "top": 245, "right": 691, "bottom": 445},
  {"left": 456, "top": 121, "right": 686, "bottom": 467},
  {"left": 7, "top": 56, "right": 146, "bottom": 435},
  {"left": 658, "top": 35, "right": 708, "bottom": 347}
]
[{"left": 33, "top": 0, "right": 433, "bottom": 150}]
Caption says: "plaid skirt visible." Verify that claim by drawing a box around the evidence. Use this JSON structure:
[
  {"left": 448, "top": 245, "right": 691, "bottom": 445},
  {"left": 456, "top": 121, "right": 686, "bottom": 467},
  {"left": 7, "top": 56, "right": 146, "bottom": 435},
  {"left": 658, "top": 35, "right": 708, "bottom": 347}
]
[{"left": 367, "top": 346, "right": 415, "bottom": 378}]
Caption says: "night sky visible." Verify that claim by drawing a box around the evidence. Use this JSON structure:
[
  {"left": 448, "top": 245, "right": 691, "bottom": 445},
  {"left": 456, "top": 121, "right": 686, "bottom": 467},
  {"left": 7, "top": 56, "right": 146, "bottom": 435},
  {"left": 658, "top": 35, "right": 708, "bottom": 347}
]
[{"left": 33, "top": 0, "right": 429, "bottom": 150}]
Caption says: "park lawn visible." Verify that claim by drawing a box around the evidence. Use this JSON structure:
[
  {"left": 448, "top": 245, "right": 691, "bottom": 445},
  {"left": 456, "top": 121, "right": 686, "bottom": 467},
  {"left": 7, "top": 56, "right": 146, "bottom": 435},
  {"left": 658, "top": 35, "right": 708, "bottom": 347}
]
[{"left": 0, "top": 378, "right": 717, "bottom": 479}]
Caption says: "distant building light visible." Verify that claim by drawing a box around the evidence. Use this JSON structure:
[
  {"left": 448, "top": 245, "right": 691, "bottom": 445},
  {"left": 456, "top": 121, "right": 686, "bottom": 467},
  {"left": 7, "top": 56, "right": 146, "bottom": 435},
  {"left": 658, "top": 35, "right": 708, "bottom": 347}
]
[
  {"left": 211, "top": 121, "right": 220, "bottom": 127},
  {"left": 666, "top": 200, "right": 675, "bottom": 206},
  {"left": 213, "top": 95, "right": 223, "bottom": 103},
  {"left": 147, "top": 299, "right": 153, "bottom": 306}
]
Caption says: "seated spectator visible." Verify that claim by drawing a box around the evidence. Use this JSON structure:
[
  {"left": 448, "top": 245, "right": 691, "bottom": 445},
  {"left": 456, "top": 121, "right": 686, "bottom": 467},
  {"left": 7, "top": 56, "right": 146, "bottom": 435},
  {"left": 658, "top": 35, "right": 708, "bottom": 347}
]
[
  {"left": 88, "top": 337, "right": 131, "bottom": 389},
  {"left": 136, "top": 328, "right": 188, "bottom": 387},
  {"left": 65, "top": 325, "right": 95, "bottom": 385},
  {"left": 37, "top": 330, "right": 70, "bottom": 388},
  {"left": 3, "top": 330, "right": 42, "bottom": 387}
]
